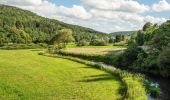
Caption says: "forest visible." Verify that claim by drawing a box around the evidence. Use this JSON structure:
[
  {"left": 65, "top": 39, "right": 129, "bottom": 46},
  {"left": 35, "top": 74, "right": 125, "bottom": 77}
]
[{"left": 0, "top": 4, "right": 111, "bottom": 46}]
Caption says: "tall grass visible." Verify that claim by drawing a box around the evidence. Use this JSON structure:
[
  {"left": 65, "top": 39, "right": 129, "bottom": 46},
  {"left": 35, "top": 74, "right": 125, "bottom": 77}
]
[
  {"left": 58, "top": 50, "right": 118, "bottom": 65},
  {"left": 102, "top": 67, "right": 147, "bottom": 100}
]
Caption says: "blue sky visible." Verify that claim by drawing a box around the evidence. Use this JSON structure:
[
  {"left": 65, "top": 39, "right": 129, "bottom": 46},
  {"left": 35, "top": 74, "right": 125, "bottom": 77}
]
[
  {"left": 49, "top": 0, "right": 81, "bottom": 7},
  {"left": 0, "top": 0, "right": 170, "bottom": 33}
]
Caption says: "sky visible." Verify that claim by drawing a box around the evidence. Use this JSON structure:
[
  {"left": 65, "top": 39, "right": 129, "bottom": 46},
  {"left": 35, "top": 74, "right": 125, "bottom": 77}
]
[{"left": 0, "top": 0, "right": 170, "bottom": 33}]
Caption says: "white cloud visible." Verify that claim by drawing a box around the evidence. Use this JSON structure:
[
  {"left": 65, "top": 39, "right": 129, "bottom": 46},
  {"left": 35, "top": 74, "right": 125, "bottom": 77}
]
[
  {"left": 152, "top": 0, "right": 170, "bottom": 12},
  {"left": 83, "top": 0, "right": 150, "bottom": 13},
  {"left": 0, "top": 0, "right": 91, "bottom": 20},
  {"left": 0, "top": 0, "right": 43, "bottom": 6},
  {"left": 58, "top": 5, "right": 92, "bottom": 20},
  {"left": 90, "top": 9, "right": 144, "bottom": 23}
]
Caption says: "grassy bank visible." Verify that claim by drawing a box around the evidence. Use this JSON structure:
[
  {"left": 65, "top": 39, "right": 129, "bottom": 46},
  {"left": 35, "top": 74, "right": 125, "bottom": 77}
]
[{"left": 46, "top": 53, "right": 147, "bottom": 100}]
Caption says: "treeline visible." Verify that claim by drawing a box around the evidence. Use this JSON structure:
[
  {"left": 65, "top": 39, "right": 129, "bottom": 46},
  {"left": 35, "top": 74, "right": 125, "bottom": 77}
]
[
  {"left": 117, "top": 21, "right": 170, "bottom": 77},
  {"left": 0, "top": 4, "right": 111, "bottom": 46}
]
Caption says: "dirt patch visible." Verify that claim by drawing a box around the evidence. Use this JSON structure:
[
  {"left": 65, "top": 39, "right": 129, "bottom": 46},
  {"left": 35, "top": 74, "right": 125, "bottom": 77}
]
[{"left": 64, "top": 48, "right": 126, "bottom": 55}]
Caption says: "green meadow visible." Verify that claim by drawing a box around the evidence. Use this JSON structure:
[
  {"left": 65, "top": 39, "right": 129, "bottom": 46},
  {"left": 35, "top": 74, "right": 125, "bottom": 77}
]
[{"left": 0, "top": 50, "right": 123, "bottom": 100}]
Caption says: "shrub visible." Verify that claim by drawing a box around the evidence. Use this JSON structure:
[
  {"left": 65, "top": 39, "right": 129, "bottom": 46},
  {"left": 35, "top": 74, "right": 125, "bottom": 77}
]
[
  {"left": 76, "top": 40, "right": 89, "bottom": 46},
  {"left": 90, "top": 39, "right": 108, "bottom": 46},
  {"left": 143, "top": 80, "right": 160, "bottom": 98},
  {"left": 116, "top": 44, "right": 145, "bottom": 68}
]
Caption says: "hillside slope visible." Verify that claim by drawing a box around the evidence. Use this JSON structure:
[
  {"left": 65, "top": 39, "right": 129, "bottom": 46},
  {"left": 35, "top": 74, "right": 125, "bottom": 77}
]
[
  {"left": 110, "top": 31, "right": 135, "bottom": 37},
  {"left": 0, "top": 4, "right": 110, "bottom": 44}
]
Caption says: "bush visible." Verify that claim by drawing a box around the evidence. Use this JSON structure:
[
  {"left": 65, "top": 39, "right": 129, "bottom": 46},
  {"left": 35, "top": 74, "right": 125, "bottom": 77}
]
[
  {"left": 76, "top": 40, "right": 89, "bottom": 46},
  {"left": 90, "top": 39, "right": 108, "bottom": 46},
  {"left": 116, "top": 44, "right": 145, "bottom": 68},
  {"left": 141, "top": 54, "right": 159, "bottom": 75},
  {"left": 143, "top": 80, "right": 160, "bottom": 98}
]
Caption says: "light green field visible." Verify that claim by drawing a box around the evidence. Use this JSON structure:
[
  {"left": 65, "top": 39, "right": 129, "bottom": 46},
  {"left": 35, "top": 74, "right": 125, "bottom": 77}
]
[{"left": 0, "top": 50, "right": 123, "bottom": 100}]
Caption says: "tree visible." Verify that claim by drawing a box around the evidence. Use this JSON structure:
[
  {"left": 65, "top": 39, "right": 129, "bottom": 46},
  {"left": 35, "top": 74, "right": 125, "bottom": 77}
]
[
  {"left": 117, "top": 44, "right": 144, "bottom": 67},
  {"left": 121, "top": 35, "right": 125, "bottom": 41},
  {"left": 0, "top": 32, "right": 7, "bottom": 46},
  {"left": 50, "top": 29, "right": 74, "bottom": 49},
  {"left": 115, "top": 35, "right": 122, "bottom": 42},
  {"left": 143, "top": 22, "right": 153, "bottom": 31},
  {"left": 109, "top": 37, "right": 115, "bottom": 43},
  {"left": 136, "top": 31, "right": 145, "bottom": 46},
  {"left": 158, "top": 44, "right": 170, "bottom": 77},
  {"left": 90, "top": 39, "right": 107, "bottom": 46}
]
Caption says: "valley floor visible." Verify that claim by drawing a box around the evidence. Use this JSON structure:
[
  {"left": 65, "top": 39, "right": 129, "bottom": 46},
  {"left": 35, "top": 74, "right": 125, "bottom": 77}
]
[{"left": 0, "top": 50, "right": 123, "bottom": 100}]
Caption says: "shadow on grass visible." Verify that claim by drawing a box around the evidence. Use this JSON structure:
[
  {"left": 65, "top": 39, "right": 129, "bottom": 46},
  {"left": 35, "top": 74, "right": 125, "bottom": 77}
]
[
  {"left": 77, "top": 74, "right": 120, "bottom": 82},
  {"left": 30, "top": 49, "right": 43, "bottom": 51},
  {"left": 43, "top": 54, "right": 101, "bottom": 70},
  {"left": 42, "top": 54, "right": 126, "bottom": 99}
]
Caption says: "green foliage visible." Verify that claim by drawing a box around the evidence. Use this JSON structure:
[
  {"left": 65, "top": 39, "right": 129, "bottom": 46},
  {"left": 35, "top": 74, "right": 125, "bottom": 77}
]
[
  {"left": 158, "top": 44, "right": 170, "bottom": 77},
  {"left": 122, "top": 20, "right": 170, "bottom": 77},
  {"left": 136, "top": 31, "right": 145, "bottom": 46},
  {"left": 0, "top": 4, "right": 110, "bottom": 45},
  {"left": 0, "top": 32, "right": 8, "bottom": 46},
  {"left": 109, "top": 37, "right": 115, "bottom": 43},
  {"left": 50, "top": 29, "right": 74, "bottom": 49},
  {"left": 90, "top": 39, "right": 108, "bottom": 46},
  {"left": 143, "top": 80, "right": 160, "bottom": 98},
  {"left": 115, "top": 34, "right": 125, "bottom": 42},
  {"left": 76, "top": 39, "right": 89, "bottom": 46},
  {"left": 117, "top": 44, "right": 145, "bottom": 68},
  {"left": 110, "top": 31, "right": 135, "bottom": 37},
  {"left": 143, "top": 22, "right": 153, "bottom": 31}
]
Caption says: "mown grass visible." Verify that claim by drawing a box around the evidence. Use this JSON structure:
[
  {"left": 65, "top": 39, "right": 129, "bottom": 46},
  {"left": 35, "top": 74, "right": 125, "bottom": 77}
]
[
  {"left": 0, "top": 50, "right": 123, "bottom": 100},
  {"left": 47, "top": 54, "right": 147, "bottom": 100}
]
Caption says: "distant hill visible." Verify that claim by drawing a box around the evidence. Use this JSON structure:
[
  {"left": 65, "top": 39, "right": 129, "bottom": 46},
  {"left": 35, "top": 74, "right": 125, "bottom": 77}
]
[
  {"left": 0, "top": 4, "right": 110, "bottom": 44},
  {"left": 110, "top": 31, "right": 136, "bottom": 37}
]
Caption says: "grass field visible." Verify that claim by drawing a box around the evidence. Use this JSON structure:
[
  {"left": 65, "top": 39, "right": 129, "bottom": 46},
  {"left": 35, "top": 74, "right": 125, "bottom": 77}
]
[
  {"left": 66, "top": 43, "right": 125, "bottom": 48},
  {"left": 0, "top": 50, "right": 123, "bottom": 100}
]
